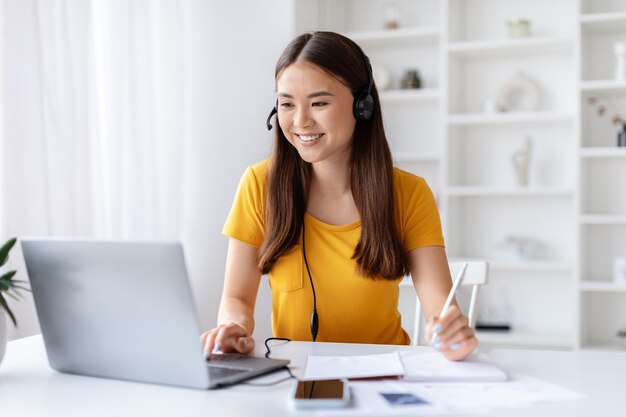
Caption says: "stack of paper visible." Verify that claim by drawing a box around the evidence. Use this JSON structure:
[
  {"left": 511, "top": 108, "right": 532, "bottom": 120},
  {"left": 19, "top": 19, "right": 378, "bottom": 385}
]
[
  {"left": 302, "top": 351, "right": 507, "bottom": 382},
  {"left": 399, "top": 351, "right": 508, "bottom": 382}
]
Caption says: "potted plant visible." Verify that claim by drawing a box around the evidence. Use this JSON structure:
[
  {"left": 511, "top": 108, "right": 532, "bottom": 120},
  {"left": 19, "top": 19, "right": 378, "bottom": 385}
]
[{"left": 0, "top": 237, "right": 30, "bottom": 366}]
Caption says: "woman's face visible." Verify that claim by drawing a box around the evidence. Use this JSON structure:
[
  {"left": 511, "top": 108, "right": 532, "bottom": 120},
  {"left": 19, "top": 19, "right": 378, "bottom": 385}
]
[{"left": 276, "top": 60, "right": 357, "bottom": 166}]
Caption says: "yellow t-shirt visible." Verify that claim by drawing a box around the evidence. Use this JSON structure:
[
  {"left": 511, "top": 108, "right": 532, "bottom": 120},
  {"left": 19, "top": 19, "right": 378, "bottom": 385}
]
[{"left": 222, "top": 159, "right": 445, "bottom": 345}]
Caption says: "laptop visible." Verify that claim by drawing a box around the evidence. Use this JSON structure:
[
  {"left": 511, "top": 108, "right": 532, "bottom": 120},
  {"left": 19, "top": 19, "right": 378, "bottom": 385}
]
[{"left": 21, "top": 238, "right": 289, "bottom": 389}]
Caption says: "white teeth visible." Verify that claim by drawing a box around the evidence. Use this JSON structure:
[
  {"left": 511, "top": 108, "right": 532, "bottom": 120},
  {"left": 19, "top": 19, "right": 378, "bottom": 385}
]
[{"left": 299, "top": 134, "right": 322, "bottom": 142}]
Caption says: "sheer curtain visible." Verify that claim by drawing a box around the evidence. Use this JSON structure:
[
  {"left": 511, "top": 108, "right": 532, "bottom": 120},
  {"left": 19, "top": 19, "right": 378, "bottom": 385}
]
[{"left": 1, "top": 0, "right": 198, "bottom": 338}]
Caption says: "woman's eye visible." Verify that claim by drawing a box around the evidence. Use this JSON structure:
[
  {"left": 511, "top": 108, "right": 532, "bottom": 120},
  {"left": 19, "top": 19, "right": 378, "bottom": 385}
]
[
  {"left": 280, "top": 102, "right": 294, "bottom": 109},
  {"left": 312, "top": 102, "right": 328, "bottom": 107}
]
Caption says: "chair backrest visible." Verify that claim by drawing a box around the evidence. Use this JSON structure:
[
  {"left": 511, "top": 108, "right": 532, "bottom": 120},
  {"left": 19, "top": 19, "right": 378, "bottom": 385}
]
[{"left": 411, "top": 261, "right": 489, "bottom": 346}]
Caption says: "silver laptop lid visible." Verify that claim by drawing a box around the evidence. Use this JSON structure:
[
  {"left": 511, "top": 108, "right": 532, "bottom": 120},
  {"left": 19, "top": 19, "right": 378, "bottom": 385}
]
[{"left": 22, "top": 239, "right": 210, "bottom": 389}]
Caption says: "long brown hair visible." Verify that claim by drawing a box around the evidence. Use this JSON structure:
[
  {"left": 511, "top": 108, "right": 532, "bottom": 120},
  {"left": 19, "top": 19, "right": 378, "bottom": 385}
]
[{"left": 258, "top": 31, "right": 408, "bottom": 280}]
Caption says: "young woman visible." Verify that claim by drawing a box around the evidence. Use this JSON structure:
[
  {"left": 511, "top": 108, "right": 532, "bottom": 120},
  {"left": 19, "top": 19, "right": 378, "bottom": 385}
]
[{"left": 201, "top": 31, "right": 478, "bottom": 361}]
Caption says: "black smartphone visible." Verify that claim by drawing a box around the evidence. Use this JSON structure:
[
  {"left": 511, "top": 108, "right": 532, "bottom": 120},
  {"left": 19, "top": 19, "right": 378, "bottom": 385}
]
[{"left": 290, "top": 379, "right": 350, "bottom": 409}]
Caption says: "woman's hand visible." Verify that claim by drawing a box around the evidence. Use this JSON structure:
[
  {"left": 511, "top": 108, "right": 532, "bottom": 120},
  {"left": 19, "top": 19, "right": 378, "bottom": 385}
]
[
  {"left": 201, "top": 321, "right": 255, "bottom": 357},
  {"left": 424, "top": 305, "right": 478, "bottom": 361}
]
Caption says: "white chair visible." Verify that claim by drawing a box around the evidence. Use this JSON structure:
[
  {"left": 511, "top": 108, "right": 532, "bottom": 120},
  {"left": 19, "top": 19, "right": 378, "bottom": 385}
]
[{"left": 411, "top": 261, "right": 490, "bottom": 346}]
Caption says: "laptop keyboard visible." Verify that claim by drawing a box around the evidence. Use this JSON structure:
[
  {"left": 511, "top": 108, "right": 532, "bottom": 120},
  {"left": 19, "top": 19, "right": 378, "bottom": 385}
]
[
  {"left": 207, "top": 365, "right": 250, "bottom": 379},
  {"left": 209, "top": 353, "right": 247, "bottom": 362}
]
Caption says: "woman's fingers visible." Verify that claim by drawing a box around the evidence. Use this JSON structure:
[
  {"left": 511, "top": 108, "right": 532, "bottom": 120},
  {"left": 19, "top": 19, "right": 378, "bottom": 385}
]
[
  {"left": 427, "top": 305, "right": 478, "bottom": 360},
  {"left": 438, "top": 315, "right": 469, "bottom": 344},
  {"left": 441, "top": 335, "right": 478, "bottom": 361},
  {"left": 201, "top": 322, "right": 253, "bottom": 356},
  {"left": 201, "top": 326, "right": 220, "bottom": 355},
  {"left": 234, "top": 335, "right": 255, "bottom": 353}
]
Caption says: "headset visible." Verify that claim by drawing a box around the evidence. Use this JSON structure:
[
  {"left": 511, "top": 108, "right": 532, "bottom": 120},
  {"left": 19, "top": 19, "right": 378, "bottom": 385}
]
[
  {"left": 266, "top": 41, "right": 375, "bottom": 342},
  {"left": 266, "top": 44, "right": 375, "bottom": 131}
]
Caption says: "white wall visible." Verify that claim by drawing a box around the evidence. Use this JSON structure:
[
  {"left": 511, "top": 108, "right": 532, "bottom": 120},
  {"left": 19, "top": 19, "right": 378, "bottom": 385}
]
[
  {"left": 180, "top": 0, "right": 295, "bottom": 343},
  {"left": 5, "top": 0, "right": 295, "bottom": 342}
]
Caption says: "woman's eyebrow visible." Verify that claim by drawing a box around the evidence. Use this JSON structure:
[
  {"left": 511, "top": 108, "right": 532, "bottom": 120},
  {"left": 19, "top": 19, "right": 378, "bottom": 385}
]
[{"left": 277, "top": 91, "right": 335, "bottom": 98}]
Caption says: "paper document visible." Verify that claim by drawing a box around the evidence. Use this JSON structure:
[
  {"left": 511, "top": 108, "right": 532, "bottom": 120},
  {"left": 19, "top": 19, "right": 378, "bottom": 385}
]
[
  {"left": 302, "top": 350, "right": 507, "bottom": 382},
  {"left": 315, "top": 375, "right": 584, "bottom": 416},
  {"left": 400, "top": 351, "right": 508, "bottom": 382},
  {"left": 302, "top": 352, "right": 404, "bottom": 380}
]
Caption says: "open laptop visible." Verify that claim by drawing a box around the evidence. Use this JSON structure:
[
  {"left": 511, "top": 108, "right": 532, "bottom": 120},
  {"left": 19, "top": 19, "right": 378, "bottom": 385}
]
[{"left": 21, "top": 238, "right": 289, "bottom": 389}]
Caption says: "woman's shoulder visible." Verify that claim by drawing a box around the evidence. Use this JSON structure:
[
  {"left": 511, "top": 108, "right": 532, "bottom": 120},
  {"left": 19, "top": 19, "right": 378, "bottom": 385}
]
[
  {"left": 241, "top": 158, "right": 270, "bottom": 186},
  {"left": 248, "top": 158, "right": 270, "bottom": 176},
  {"left": 392, "top": 166, "right": 429, "bottom": 190}
]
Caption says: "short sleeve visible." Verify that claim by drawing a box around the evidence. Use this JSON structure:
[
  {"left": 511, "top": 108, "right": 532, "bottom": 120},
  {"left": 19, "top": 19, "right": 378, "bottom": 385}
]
[
  {"left": 222, "top": 164, "right": 266, "bottom": 248},
  {"left": 396, "top": 172, "right": 445, "bottom": 251}
]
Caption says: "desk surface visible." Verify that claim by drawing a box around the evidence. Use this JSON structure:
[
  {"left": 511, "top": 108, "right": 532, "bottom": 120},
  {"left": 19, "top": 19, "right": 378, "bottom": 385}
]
[{"left": 1, "top": 335, "right": 625, "bottom": 416}]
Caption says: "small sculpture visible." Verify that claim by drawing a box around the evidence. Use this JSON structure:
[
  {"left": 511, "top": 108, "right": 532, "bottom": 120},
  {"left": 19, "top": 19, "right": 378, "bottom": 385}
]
[
  {"left": 499, "top": 235, "right": 547, "bottom": 260},
  {"left": 511, "top": 138, "right": 532, "bottom": 187},
  {"left": 401, "top": 69, "right": 421, "bottom": 89},
  {"left": 383, "top": 1, "right": 399, "bottom": 29}
]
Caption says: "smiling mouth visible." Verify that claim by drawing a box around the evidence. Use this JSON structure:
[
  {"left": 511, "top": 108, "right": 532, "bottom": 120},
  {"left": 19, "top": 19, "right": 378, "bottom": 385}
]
[{"left": 296, "top": 133, "right": 323, "bottom": 142}]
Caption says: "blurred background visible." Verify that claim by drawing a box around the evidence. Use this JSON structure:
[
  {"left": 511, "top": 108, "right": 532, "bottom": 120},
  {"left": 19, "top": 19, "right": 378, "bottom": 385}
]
[
  {"left": 2, "top": 0, "right": 626, "bottom": 352},
  {"left": 1, "top": 0, "right": 292, "bottom": 342}
]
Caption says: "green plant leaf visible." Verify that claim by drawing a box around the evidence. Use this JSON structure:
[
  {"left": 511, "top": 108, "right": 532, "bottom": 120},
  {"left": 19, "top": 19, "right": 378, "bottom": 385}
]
[
  {"left": 0, "top": 292, "right": 17, "bottom": 326},
  {"left": 0, "top": 270, "right": 17, "bottom": 282},
  {"left": 0, "top": 237, "right": 17, "bottom": 267}
]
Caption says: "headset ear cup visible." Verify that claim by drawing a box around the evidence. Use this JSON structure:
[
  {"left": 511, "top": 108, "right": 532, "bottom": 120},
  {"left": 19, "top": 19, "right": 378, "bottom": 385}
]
[
  {"left": 354, "top": 92, "right": 374, "bottom": 121},
  {"left": 361, "top": 94, "right": 374, "bottom": 121}
]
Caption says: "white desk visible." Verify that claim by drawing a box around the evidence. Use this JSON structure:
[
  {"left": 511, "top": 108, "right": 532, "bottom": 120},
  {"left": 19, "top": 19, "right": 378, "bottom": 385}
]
[{"left": 1, "top": 335, "right": 625, "bottom": 416}]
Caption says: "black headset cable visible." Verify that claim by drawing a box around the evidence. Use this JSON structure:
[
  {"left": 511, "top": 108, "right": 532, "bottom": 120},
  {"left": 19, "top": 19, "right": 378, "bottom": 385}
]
[{"left": 302, "top": 222, "right": 319, "bottom": 342}]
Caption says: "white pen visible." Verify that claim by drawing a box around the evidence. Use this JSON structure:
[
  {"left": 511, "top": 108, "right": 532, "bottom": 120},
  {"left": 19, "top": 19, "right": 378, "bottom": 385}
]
[{"left": 430, "top": 262, "right": 468, "bottom": 345}]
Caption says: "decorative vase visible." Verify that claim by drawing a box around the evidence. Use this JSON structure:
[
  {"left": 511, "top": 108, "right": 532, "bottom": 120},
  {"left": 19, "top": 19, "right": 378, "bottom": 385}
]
[
  {"left": 401, "top": 69, "right": 421, "bottom": 89},
  {"left": 383, "top": 1, "right": 399, "bottom": 29},
  {"left": 0, "top": 309, "right": 7, "bottom": 367},
  {"left": 507, "top": 18, "right": 531, "bottom": 38}
]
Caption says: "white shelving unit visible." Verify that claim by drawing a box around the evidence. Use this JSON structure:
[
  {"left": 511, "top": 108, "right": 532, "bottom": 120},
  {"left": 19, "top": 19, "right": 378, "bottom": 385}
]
[
  {"left": 293, "top": 0, "right": 626, "bottom": 351},
  {"left": 447, "top": 36, "right": 574, "bottom": 57},
  {"left": 578, "top": 0, "right": 626, "bottom": 350},
  {"left": 345, "top": 27, "right": 441, "bottom": 45}
]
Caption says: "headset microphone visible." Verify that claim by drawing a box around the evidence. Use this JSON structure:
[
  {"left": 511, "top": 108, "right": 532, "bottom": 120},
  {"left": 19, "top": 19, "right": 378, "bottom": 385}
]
[{"left": 266, "top": 102, "right": 278, "bottom": 131}]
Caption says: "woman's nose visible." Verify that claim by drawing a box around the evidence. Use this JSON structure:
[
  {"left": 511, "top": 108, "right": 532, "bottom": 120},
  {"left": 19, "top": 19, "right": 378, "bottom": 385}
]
[{"left": 293, "top": 107, "right": 313, "bottom": 128}]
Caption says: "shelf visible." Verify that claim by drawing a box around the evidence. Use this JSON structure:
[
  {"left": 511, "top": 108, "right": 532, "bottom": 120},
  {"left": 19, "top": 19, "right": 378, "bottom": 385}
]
[
  {"left": 580, "top": 12, "right": 626, "bottom": 31},
  {"left": 446, "top": 186, "right": 573, "bottom": 197},
  {"left": 393, "top": 151, "right": 440, "bottom": 163},
  {"left": 580, "top": 214, "right": 626, "bottom": 224},
  {"left": 447, "top": 111, "right": 573, "bottom": 126},
  {"left": 344, "top": 27, "right": 440, "bottom": 45},
  {"left": 580, "top": 147, "right": 626, "bottom": 158},
  {"left": 379, "top": 88, "right": 440, "bottom": 102},
  {"left": 449, "top": 258, "right": 572, "bottom": 273},
  {"left": 580, "top": 281, "right": 626, "bottom": 293},
  {"left": 475, "top": 330, "right": 573, "bottom": 349},
  {"left": 580, "top": 79, "right": 626, "bottom": 94},
  {"left": 580, "top": 341, "right": 626, "bottom": 351},
  {"left": 448, "top": 36, "right": 574, "bottom": 57}
]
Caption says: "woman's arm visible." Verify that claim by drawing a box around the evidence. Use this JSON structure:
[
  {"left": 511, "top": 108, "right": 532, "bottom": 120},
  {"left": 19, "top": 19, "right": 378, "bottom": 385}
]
[
  {"left": 408, "top": 246, "right": 478, "bottom": 360},
  {"left": 201, "top": 238, "right": 262, "bottom": 355}
]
